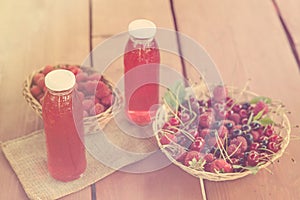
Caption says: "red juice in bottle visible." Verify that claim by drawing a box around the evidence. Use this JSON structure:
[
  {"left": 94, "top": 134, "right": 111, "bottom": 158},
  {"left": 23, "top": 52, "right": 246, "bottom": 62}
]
[
  {"left": 42, "top": 69, "right": 86, "bottom": 182},
  {"left": 124, "top": 19, "right": 160, "bottom": 126}
]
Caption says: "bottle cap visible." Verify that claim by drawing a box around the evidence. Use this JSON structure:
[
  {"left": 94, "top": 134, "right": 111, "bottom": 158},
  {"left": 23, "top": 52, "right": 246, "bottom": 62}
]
[
  {"left": 128, "top": 19, "right": 157, "bottom": 39},
  {"left": 45, "top": 69, "right": 76, "bottom": 91}
]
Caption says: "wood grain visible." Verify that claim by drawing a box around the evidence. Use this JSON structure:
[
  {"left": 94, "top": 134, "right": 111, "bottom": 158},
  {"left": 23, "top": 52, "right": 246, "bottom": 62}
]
[
  {"left": 174, "top": 0, "right": 300, "bottom": 199},
  {"left": 0, "top": 0, "right": 91, "bottom": 199},
  {"left": 276, "top": 0, "right": 300, "bottom": 67}
]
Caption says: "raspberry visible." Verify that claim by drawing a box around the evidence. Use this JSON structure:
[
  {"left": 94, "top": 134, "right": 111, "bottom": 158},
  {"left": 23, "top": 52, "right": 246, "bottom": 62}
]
[
  {"left": 204, "top": 153, "right": 216, "bottom": 163},
  {"left": 90, "top": 103, "right": 105, "bottom": 115},
  {"left": 42, "top": 65, "right": 54, "bottom": 75},
  {"left": 213, "top": 85, "right": 228, "bottom": 102},
  {"left": 227, "top": 144, "right": 241, "bottom": 157},
  {"left": 83, "top": 80, "right": 98, "bottom": 95},
  {"left": 253, "top": 101, "right": 269, "bottom": 116},
  {"left": 230, "top": 136, "right": 248, "bottom": 152},
  {"left": 33, "top": 73, "right": 45, "bottom": 85},
  {"left": 37, "top": 77, "right": 45, "bottom": 89},
  {"left": 96, "top": 81, "right": 111, "bottom": 99},
  {"left": 198, "top": 112, "right": 215, "bottom": 128},
  {"left": 76, "top": 72, "right": 88, "bottom": 83},
  {"left": 228, "top": 113, "right": 241, "bottom": 125},
  {"left": 101, "top": 94, "right": 114, "bottom": 106},
  {"left": 208, "top": 159, "right": 233, "bottom": 173},
  {"left": 30, "top": 85, "right": 42, "bottom": 98},
  {"left": 68, "top": 65, "right": 81, "bottom": 75},
  {"left": 82, "top": 99, "right": 94, "bottom": 111},
  {"left": 184, "top": 151, "right": 201, "bottom": 166}
]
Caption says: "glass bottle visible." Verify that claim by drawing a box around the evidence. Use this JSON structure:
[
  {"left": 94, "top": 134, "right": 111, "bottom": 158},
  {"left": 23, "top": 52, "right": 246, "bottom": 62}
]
[
  {"left": 124, "top": 19, "right": 160, "bottom": 126},
  {"left": 42, "top": 69, "right": 86, "bottom": 182}
]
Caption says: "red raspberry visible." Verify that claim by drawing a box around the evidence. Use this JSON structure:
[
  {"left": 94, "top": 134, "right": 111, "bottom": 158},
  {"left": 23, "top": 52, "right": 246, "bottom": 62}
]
[
  {"left": 101, "top": 94, "right": 114, "bottom": 106},
  {"left": 76, "top": 72, "right": 88, "bottom": 83},
  {"left": 96, "top": 81, "right": 111, "bottom": 99},
  {"left": 213, "top": 85, "right": 228, "bottom": 102},
  {"left": 83, "top": 80, "right": 98, "bottom": 95},
  {"left": 228, "top": 113, "right": 241, "bottom": 125},
  {"left": 230, "top": 136, "right": 248, "bottom": 152},
  {"left": 68, "top": 65, "right": 81, "bottom": 75},
  {"left": 204, "top": 153, "right": 216, "bottom": 163},
  {"left": 30, "top": 85, "right": 42, "bottom": 98},
  {"left": 37, "top": 77, "right": 45, "bottom": 89},
  {"left": 160, "top": 133, "right": 176, "bottom": 145},
  {"left": 33, "top": 73, "right": 45, "bottom": 85},
  {"left": 209, "top": 159, "right": 233, "bottom": 173},
  {"left": 42, "top": 65, "right": 55, "bottom": 75},
  {"left": 90, "top": 103, "right": 105, "bottom": 115},
  {"left": 82, "top": 99, "right": 94, "bottom": 111},
  {"left": 227, "top": 144, "right": 242, "bottom": 157},
  {"left": 253, "top": 101, "right": 269, "bottom": 116},
  {"left": 184, "top": 151, "right": 202, "bottom": 166},
  {"left": 198, "top": 112, "right": 215, "bottom": 128}
]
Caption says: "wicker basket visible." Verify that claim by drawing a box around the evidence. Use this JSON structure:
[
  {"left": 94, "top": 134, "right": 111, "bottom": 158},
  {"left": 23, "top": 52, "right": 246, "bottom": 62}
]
[
  {"left": 153, "top": 87, "right": 291, "bottom": 182},
  {"left": 23, "top": 64, "right": 122, "bottom": 133}
]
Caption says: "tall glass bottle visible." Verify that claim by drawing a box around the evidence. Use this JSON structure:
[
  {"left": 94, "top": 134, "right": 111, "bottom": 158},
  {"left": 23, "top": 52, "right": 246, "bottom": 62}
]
[
  {"left": 124, "top": 19, "right": 160, "bottom": 126},
  {"left": 42, "top": 69, "right": 86, "bottom": 182}
]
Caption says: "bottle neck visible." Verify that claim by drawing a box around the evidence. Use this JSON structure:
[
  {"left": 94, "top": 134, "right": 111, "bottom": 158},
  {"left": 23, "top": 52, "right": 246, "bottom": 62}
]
[
  {"left": 47, "top": 87, "right": 74, "bottom": 96},
  {"left": 129, "top": 36, "right": 155, "bottom": 48}
]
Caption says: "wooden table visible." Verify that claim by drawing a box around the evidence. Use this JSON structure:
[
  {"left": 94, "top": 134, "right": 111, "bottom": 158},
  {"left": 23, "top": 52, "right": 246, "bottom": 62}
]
[{"left": 1, "top": 0, "right": 300, "bottom": 199}]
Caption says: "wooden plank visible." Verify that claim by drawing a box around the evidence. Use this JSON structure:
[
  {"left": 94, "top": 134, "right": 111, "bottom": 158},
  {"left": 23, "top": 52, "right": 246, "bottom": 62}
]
[
  {"left": 91, "top": 0, "right": 205, "bottom": 199},
  {"left": 0, "top": 1, "right": 91, "bottom": 199},
  {"left": 276, "top": 0, "right": 300, "bottom": 67},
  {"left": 174, "top": 0, "right": 300, "bottom": 199}
]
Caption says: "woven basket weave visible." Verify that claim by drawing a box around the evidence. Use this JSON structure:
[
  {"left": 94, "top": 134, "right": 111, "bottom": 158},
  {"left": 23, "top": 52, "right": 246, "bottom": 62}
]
[
  {"left": 23, "top": 65, "right": 121, "bottom": 133},
  {"left": 153, "top": 87, "right": 291, "bottom": 182}
]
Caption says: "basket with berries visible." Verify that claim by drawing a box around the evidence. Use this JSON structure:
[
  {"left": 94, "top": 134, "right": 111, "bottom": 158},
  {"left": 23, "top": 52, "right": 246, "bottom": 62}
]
[
  {"left": 23, "top": 64, "right": 121, "bottom": 133},
  {"left": 153, "top": 83, "right": 290, "bottom": 182}
]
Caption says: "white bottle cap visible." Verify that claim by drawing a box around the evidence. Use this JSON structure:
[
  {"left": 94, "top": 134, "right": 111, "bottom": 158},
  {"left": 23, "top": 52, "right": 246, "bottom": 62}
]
[
  {"left": 45, "top": 69, "right": 76, "bottom": 91},
  {"left": 128, "top": 19, "right": 157, "bottom": 39}
]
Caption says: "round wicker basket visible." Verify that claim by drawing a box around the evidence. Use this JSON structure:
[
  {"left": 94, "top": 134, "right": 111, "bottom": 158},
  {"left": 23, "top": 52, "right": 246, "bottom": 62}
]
[
  {"left": 23, "top": 64, "right": 122, "bottom": 133},
  {"left": 153, "top": 87, "right": 291, "bottom": 182}
]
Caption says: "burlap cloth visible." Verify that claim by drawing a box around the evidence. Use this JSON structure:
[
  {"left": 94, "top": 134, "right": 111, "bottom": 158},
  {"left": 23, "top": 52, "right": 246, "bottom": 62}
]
[{"left": 1, "top": 120, "right": 158, "bottom": 200}]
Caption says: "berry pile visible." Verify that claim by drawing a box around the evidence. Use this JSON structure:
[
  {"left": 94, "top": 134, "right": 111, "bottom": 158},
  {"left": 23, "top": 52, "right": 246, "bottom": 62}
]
[
  {"left": 159, "top": 85, "right": 284, "bottom": 173},
  {"left": 30, "top": 65, "right": 114, "bottom": 117}
]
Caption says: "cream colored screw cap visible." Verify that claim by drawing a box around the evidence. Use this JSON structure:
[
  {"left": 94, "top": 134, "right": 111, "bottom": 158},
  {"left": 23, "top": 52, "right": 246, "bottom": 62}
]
[
  {"left": 128, "top": 19, "right": 157, "bottom": 39},
  {"left": 45, "top": 69, "right": 76, "bottom": 91}
]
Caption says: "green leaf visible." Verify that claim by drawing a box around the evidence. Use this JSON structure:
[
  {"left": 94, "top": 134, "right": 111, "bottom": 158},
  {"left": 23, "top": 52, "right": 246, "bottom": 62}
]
[
  {"left": 253, "top": 110, "right": 264, "bottom": 121},
  {"left": 163, "top": 89, "right": 178, "bottom": 110},
  {"left": 259, "top": 117, "right": 274, "bottom": 126},
  {"left": 163, "top": 81, "right": 186, "bottom": 110},
  {"left": 250, "top": 96, "right": 272, "bottom": 104}
]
